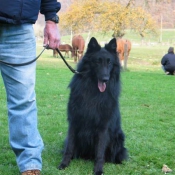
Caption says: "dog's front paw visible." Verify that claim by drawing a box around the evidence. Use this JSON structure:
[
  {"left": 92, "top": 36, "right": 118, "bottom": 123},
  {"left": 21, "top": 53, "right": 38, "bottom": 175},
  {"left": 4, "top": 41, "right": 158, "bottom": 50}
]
[
  {"left": 95, "top": 171, "right": 104, "bottom": 175},
  {"left": 58, "top": 163, "right": 68, "bottom": 170}
]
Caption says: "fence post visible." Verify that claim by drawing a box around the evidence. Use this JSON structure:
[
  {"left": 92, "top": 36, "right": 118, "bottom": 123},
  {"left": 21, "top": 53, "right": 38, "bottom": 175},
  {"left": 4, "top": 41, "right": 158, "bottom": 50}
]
[{"left": 124, "top": 43, "right": 128, "bottom": 70}]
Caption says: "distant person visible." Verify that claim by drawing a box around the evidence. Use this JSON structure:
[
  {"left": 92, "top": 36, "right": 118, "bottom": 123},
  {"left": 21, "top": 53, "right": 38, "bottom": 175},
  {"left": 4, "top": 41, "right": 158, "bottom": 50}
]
[{"left": 161, "top": 47, "right": 175, "bottom": 75}]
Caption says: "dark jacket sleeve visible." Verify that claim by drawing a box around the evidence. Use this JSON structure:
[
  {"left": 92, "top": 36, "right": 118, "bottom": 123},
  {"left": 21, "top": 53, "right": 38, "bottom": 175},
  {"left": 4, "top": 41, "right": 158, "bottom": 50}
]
[
  {"left": 161, "top": 55, "right": 167, "bottom": 65},
  {"left": 40, "top": 0, "right": 61, "bottom": 21}
]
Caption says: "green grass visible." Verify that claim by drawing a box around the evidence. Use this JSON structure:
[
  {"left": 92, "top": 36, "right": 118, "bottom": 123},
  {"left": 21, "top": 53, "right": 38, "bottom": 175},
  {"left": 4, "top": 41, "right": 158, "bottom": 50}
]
[
  {"left": 59, "top": 29, "right": 175, "bottom": 45},
  {"left": 1, "top": 42, "right": 175, "bottom": 175}
]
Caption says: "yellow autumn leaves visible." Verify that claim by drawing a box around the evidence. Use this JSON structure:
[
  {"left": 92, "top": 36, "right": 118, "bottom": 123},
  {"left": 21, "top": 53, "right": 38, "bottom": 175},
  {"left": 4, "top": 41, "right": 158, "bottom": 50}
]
[{"left": 59, "top": 0, "right": 158, "bottom": 38}]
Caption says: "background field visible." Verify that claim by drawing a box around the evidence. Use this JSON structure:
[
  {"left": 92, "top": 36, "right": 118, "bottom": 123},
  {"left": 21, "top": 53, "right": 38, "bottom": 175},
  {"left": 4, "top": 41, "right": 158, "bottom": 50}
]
[{"left": 0, "top": 30, "right": 175, "bottom": 175}]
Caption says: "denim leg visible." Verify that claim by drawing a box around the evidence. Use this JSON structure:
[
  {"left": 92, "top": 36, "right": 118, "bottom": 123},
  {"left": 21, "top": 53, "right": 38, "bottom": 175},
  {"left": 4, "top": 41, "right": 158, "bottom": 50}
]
[{"left": 0, "top": 24, "right": 44, "bottom": 172}]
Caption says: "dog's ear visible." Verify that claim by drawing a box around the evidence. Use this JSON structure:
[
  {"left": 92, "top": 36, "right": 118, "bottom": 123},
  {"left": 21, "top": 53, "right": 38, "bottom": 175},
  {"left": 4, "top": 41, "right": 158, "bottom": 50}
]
[
  {"left": 87, "top": 37, "right": 101, "bottom": 52},
  {"left": 105, "top": 38, "right": 116, "bottom": 53}
]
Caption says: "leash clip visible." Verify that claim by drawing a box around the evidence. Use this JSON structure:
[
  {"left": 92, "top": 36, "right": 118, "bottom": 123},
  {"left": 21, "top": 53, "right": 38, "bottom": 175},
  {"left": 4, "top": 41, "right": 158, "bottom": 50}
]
[{"left": 44, "top": 44, "right": 50, "bottom": 49}]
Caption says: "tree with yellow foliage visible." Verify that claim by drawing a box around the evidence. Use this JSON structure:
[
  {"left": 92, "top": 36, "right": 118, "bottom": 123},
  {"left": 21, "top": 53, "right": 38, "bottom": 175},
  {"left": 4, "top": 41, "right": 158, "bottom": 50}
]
[
  {"left": 60, "top": 0, "right": 99, "bottom": 33},
  {"left": 129, "top": 7, "right": 158, "bottom": 40},
  {"left": 59, "top": 0, "right": 158, "bottom": 38}
]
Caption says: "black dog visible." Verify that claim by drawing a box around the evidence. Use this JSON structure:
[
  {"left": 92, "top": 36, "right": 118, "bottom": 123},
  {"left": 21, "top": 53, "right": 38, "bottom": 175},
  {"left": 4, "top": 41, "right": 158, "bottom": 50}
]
[{"left": 58, "top": 37, "right": 128, "bottom": 175}]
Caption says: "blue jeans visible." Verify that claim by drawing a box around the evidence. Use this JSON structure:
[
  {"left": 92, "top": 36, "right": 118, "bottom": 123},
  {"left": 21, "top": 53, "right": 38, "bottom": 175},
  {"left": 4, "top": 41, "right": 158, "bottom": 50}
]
[{"left": 0, "top": 24, "right": 44, "bottom": 173}]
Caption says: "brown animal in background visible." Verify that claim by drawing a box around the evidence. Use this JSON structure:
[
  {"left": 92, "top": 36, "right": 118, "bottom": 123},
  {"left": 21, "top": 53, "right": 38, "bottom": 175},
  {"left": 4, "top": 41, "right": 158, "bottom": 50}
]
[
  {"left": 53, "top": 44, "right": 73, "bottom": 58},
  {"left": 72, "top": 35, "right": 85, "bottom": 62},
  {"left": 116, "top": 39, "right": 131, "bottom": 68},
  {"left": 53, "top": 49, "right": 58, "bottom": 58}
]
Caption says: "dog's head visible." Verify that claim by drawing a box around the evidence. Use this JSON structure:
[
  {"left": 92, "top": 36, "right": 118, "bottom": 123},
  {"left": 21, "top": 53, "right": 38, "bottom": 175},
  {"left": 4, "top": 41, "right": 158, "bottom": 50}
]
[{"left": 82, "top": 37, "right": 120, "bottom": 92}]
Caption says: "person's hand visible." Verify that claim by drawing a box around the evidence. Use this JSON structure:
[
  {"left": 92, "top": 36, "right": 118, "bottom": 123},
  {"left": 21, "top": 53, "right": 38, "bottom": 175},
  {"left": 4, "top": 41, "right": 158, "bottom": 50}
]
[{"left": 43, "top": 21, "right": 61, "bottom": 49}]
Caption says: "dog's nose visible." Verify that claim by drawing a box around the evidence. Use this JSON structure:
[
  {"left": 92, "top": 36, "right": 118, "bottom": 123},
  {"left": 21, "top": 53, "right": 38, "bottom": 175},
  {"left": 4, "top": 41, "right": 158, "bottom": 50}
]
[{"left": 102, "top": 76, "right": 109, "bottom": 83}]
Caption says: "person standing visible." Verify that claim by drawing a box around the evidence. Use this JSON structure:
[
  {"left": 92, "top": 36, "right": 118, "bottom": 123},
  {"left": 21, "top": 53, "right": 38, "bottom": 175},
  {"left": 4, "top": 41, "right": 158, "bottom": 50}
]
[
  {"left": 161, "top": 47, "right": 175, "bottom": 75},
  {"left": 0, "top": 0, "right": 61, "bottom": 175}
]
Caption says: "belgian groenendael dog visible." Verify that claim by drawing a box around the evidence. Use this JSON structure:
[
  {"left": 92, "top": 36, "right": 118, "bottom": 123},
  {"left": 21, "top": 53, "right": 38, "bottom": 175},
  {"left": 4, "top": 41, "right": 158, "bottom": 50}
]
[{"left": 58, "top": 37, "right": 128, "bottom": 175}]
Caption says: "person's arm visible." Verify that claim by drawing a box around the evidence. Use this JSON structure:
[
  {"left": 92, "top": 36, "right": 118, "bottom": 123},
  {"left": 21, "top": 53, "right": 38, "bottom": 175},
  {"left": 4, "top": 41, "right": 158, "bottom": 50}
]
[
  {"left": 40, "top": 0, "right": 61, "bottom": 22},
  {"left": 161, "top": 55, "right": 167, "bottom": 65},
  {"left": 40, "top": 0, "right": 61, "bottom": 49}
]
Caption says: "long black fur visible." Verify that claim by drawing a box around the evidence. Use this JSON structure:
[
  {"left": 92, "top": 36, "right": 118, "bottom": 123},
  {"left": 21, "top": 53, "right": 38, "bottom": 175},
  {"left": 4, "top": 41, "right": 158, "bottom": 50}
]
[{"left": 58, "top": 37, "right": 128, "bottom": 175}]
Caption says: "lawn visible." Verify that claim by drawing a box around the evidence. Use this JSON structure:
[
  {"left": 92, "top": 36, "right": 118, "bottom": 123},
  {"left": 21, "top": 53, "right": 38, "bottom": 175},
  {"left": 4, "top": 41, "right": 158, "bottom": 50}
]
[{"left": 0, "top": 39, "right": 175, "bottom": 175}]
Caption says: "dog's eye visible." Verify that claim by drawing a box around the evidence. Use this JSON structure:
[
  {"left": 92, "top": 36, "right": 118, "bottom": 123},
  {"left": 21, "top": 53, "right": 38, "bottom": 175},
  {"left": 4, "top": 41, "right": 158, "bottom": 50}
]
[
  {"left": 96, "top": 58, "right": 102, "bottom": 64},
  {"left": 107, "top": 59, "right": 111, "bottom": 65}
]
